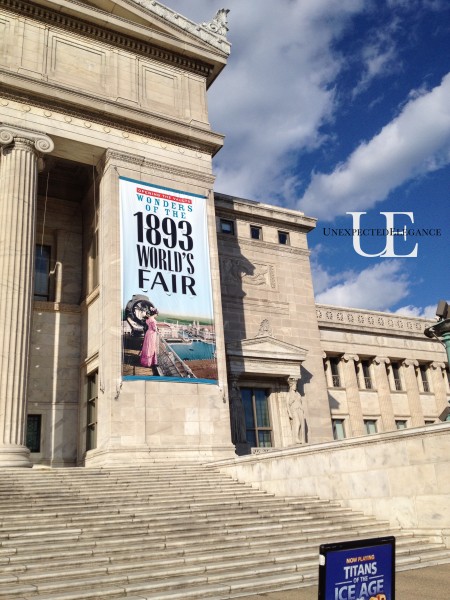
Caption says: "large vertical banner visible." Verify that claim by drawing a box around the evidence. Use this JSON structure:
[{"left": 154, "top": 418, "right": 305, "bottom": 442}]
[{"left": 120, "top": 177, "right": 218, "bottom": 384}]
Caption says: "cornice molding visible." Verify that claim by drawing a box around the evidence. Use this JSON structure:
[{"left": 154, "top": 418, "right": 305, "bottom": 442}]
[
  {"left": 0, "top": 0, "right": 215, "bottom": 78},
  {"left": 101, "top": 148, "right": 215, "bottom": 184},
  {"left": 0, "top": 83, "right": 222, "bottom": 155},
  {"left": 217, "top": 235, "right": 311, "bottom": 257},
  {"left": 316, "top": 304, "right": 436, "bottom": 340}
]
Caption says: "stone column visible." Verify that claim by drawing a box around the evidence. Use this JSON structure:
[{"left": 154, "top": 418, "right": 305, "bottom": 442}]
[
  {"left": 0, "top": 125, "right": 54, "bottom": 467},
  {"left": 342, "top": 354, "right": 366, "bottom": 437},
  {"left": 430, "top": 362, "right": 449, "bottom": 418},
  {"left": 373, "top": 356, "right": 396, "bottom": 432},
  {"left": 402, "top": 359, "right": 425, "bottom": 427}
]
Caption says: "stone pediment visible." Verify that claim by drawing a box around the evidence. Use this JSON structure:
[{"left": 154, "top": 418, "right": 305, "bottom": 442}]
[
  {"left": 227, "top": 336, "right": 307, "bottom": 378},
  {"left": 79, "top": 0, "right": 231, "bottom": 59}
]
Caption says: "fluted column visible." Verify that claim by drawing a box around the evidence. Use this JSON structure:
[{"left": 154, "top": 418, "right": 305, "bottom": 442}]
[
  {"left": 0, "top": 125, "right": 54, "bottom": 467},
  {"left": 373, "top": 356, "right": 396, "bottom": 432},
  {"left": 402, "top": 359, "right": 425, "bottom": 427},
  {"left": 342, "top": 354, "right": 365, "bottom": 437},
  {"left": 430, "top": 362, "right": 449, "bottom": 417}
]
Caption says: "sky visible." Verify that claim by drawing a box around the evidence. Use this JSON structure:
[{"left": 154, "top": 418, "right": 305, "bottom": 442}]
[{"left": 165, "top": 0, "right": 450, "bottom": 318}]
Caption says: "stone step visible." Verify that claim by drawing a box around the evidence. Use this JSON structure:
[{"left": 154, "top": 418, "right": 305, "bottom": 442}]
[
  {"left": 0, "top": 465, "right": 447, "bottom": 600},
  {"left": 0, "top": 510, "right": 371, "bottom": 539}
]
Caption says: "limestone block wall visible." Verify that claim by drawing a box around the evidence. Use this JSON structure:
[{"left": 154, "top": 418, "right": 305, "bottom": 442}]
[
  {"left": 213, "top": 423, "right": 450, "bottom": 531},
  {"left": 215, "top": 195, "right": 333, "bottom": 445},
  {"left": 29, "top": 307, "right": 81, "bottom": 466}
]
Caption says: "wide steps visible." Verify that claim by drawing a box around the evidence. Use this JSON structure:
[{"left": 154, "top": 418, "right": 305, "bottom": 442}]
[{"left": 0, "top": 465, "right": 448, "bottom": 599}]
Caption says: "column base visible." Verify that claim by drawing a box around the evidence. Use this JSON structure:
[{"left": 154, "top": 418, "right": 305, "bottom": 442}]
[{"left": 0, "top": 445, "right": 32, "bottom": 467}]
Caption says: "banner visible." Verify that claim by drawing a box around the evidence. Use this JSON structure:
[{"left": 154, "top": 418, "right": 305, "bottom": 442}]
[{"left": 120, "top": 177, "right": 217, "bottom": 384}]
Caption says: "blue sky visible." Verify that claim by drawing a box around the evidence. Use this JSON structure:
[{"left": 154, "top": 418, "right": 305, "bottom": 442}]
[{"left": 166, "top": 0, "right": 449, "bottom": 317}]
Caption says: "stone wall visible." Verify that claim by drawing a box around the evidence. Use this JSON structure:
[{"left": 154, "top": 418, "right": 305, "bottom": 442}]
[{"left": 213, "top": 423, "right": 450, "bottom": 531}]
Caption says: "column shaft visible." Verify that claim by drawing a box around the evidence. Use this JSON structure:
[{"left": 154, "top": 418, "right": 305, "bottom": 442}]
[
  {"left": 403, "top": 360, "right": 425, "bottom": 427},
  {"left": 373, "top": 357, "right": 396, "bottom": 432},
  {"left": 342, "top": 355, "right": 366, "bottom": 437},
  {"left": 0, "top": 126, "right": 53, "bottom": 466}
]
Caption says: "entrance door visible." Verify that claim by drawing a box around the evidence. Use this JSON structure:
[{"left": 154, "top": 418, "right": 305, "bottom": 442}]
[{"left": 241, "top": 388, "right": 272, "bottom": 448}]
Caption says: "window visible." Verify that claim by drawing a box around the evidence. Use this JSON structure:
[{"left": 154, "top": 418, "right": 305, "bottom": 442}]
[
  {"left": 26, "top": 414, "right": 42, "bottom": 452},
  {"left": 250, "top": 225, "right": 262, "bottom": 240},
  {"left": 87, "top": 226, "right": 99, "bottom": 293},
  {"left": 359, "top": 360, "right": 373, "bottom": 389},
  {"left": 390, "top": 362, "right": 402, "bottom": 391},
  {"left": 86, "top": 371, "right": 98, "bottom": 451},
  {"left": 332, "top": 419, "right": 346, "bottom": 440},
  {"left": 364, "top": 419, "right": 378, "bottom": 434},
  {"left": 278, "top": 231, "right": 289, "bottom": 245},
  {"left": 395, "top": 420, "right": 407, "bottom": 430},
  {"left": 34, "top": 245, "right": 51, "bottom": 301},
  {"left": 329, "top": 357, "right": 341, "bottom": 388},
  {"left": 419, "top": 365, "right": 430, "bottom": 392},
  {"left": 220, "top": 219, "right": 235, "bottom": 235},
  {"left": 241, "top": 388, "right": 272, "bottom": 448},
  {"left": 424, "top": 420, "right": 436, "bottom": 425}
]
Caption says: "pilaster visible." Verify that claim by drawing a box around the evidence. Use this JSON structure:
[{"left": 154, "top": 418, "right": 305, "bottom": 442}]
[
  {"left": 0, "top": 124, "right": 54, "bottom": 467},
  {"left": 430, "top": 362, "right": 449, "bottom": 417},
  {"left": 342, "top": 354, "right": 365, "bottom": 437},
  {"left": 373, "top": 356, "right": 396, "bottom": 432},
  {"left": 402, "top": 359, "right": 425, "bottom": 427}
]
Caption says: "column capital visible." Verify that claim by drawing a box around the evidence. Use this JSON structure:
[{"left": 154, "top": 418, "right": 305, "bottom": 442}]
[
  {"left": 403, "top": 359, "right": 418, "bottom": 368},
  {"left": 343, "top": 353, "right": 359, "bottom": 363},
  {"left": 373, "top": 356, "right": 390, "bottom": 365},
  {"left": 0, "top": 125, "right": 54, "bottom": 154},
  {"left": 431, "top": 361, "right": 446, "bottom": 370}
]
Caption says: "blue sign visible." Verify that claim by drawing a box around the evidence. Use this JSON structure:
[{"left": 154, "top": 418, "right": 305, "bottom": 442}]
[{"left": 319, "top": 537, "right": 395, "bottom": 600}]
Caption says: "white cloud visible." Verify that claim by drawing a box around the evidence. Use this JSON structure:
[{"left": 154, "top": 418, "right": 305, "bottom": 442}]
[
  {"left": 166, "top": 0, "right": 366, "bottom": 200},
  {"left": 352, "top": 21, "right": 401, "bottom": 97},
  {"left": 394, "top": 304, "right": 437, "bottom": 318},
  {"left": 299, "top": 72, "right": 450, "bottom": 219},
  {"left": 314, "top": 261, "right": 411, "bottom": 310}
]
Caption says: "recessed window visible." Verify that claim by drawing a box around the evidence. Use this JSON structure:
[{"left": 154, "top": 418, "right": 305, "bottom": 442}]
[
  {"left": 86, "top": 371, "right": 98, "bottom": 451},
  {"left": 250, "top": 225, "right": 262, "bottom": 240},
  {"left": 329, "top": 357, "right": 341, "bottom": 388},
  {"left": 332, "top": 419, "right": 346, "bottom": 440},
  {"left": 395, "top": 420, "right": 407, "bottom": 430},
  {"left": 241, "top": 388, "right": 272, "bottom": 448},
  {"left": 364, "top": 419, "right": 378, "bottom": 434},
  {"left": 359, "top": 360, "right": 373, "bottom": 389},
  {"left": 220, "top": 219, "right": 235, "bottom": 235},
  {"left": 26, "top": 414, "right": 42, "bottom": 453},
  {"left": 278, "top": 231, "right": 289, "bottom": 245},
  {"left": 34, "top": 245, "right": 51, "bottom": 301},
  {"left": 419, "top": 365, "right": 430, "bottom": 392},
  {"left": 424, "top": 420, "right": 436, "bottom": 425},
  {"left": 390, "top": 362, "right": 402, "bottom": 391}
]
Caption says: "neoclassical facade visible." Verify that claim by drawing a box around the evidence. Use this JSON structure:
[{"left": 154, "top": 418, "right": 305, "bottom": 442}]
[
  {"left": 0, "top": 0, "right": 448, "bottom": 468},
  {"left": 215, "top": 193, "right": 450, "bottom": 455}
]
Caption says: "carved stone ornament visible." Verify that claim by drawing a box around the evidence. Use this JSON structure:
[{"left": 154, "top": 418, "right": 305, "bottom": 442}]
[
  {"left": 0, "top": 125, "right": 54, "bottom": 154},
  {"left": 130, "top": 1, "right": 231, "bottom": 53},
  {"left": 373, "top": 356, "right": 390, "bottom": 365},
  {"left": 343, "top": 354, "right": 359, "bottom": 363},
  {"left": 257, "top": 319, "right": 273, "bottom": 338},
  {"left": 203, "top": 9, "right": 230, "bottom": 37}
]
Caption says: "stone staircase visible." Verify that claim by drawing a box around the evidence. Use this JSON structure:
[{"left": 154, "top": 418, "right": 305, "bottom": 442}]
[{"left": 0, "top": 464, "right": 448, "bottom": 600}]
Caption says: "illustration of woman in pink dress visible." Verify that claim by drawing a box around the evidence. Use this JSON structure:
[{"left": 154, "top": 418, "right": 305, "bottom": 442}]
[{"left": 140, "top": 306, "right": 159, "bottom": 375}]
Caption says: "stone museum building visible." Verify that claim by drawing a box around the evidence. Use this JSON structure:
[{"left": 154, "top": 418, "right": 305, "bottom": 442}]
[{"left": 0, "top": 0, "right": 449, "bottom": 470}]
